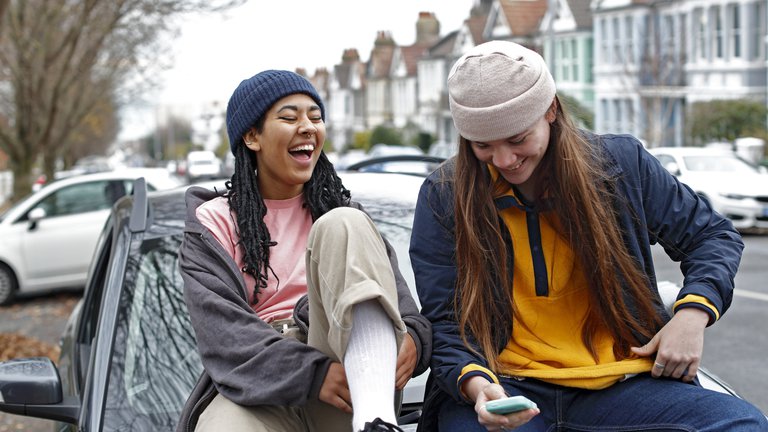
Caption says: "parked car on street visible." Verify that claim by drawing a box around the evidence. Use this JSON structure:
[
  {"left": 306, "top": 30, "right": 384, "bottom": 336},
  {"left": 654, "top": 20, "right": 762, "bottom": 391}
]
[
  {"left": 0, "top": 159, "right": 761, "bottom": 430},
  {"left": 185, "top": 150, "right": 222, "bottom": 183},
  {"left": 344, "top": 144, "right": 441, "bottom": 176},
  {"left": 648, "top": 147, "right": 768, "bottom": 231},
  {"left": 0, "top": 169, "right": 181, "bottom": 305}
]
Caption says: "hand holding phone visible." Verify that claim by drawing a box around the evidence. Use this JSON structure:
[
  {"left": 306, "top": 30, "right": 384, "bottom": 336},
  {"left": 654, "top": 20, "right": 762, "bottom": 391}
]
[{"left": 485, "top": 395, "right": 538, "bottom": 415}]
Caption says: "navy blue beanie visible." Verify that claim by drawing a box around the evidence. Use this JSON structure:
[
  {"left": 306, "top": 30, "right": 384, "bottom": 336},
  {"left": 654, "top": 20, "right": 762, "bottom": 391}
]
[{"left": 226, "top": 70, "right": 325, "bottom": 155}]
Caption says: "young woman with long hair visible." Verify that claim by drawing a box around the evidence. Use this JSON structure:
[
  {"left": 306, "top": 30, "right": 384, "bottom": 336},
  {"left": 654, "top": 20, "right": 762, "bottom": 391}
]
[{"left": 410, "top": 41, "right": 767, "bottom": 431}]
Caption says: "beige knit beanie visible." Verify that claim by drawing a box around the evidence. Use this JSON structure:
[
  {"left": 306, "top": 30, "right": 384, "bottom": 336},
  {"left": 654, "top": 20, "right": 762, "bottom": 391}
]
[{"left": 447, "top": 40, "right": 556, "bottom": 142}]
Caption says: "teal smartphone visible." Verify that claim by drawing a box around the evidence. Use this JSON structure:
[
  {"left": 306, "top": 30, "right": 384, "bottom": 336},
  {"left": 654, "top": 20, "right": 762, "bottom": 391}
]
[{"left": 485, "top": 395, "right": 538, "bottom": 414}]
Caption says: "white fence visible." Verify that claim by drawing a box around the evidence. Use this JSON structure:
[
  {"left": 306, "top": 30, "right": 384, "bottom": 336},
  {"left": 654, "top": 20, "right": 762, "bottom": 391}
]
[{"left": 0, "top": 171, "right": 12, "bottom": 207}]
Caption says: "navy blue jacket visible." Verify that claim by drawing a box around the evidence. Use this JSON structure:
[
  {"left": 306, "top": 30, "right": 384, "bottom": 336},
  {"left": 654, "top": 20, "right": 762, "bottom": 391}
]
[{"left": 409, "top": 133, "right": 744, "bottom": 420}]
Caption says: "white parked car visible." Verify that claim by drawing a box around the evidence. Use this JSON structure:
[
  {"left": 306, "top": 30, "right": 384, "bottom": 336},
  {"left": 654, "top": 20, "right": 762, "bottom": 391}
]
[
  {"left": 0, "top": 168, "right": 182, "bottom": 304},
  {"left": 185, "top": 150, "right": 222, "bottom": 182},
  {"left": 648, "top": 147, "right": 768, "bottom": 231}
]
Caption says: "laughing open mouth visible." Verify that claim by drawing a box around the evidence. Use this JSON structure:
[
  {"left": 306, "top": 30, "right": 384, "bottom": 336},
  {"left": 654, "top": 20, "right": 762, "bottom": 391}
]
[{"left": 289, "top": 144, "right": 315, "bottom": 158}]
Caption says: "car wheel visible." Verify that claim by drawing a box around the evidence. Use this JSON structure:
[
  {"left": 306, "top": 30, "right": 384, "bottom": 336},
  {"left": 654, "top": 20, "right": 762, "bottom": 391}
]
[{"left": 0, "top": 263, "right": 17, "bottom": 306}]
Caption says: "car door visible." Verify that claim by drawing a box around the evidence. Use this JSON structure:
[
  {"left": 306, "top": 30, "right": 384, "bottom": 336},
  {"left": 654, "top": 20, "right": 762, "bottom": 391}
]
[{"left": 19, "top": 180, "right": 125, "bottom": 289}]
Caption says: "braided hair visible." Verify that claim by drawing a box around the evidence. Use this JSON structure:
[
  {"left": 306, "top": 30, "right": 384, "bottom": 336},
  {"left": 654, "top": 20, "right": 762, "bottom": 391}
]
[{"left": 224, "top": 123, "right": 350, "bottom": 303}]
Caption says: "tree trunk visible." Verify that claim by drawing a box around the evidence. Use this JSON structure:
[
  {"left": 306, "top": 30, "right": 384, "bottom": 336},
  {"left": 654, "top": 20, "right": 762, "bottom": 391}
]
[
  {"left": 10, "top": 158, "right": 33, "bottom": 202},
  {"left": 43, "top": 153, "right": 56, "bottom": 185}
]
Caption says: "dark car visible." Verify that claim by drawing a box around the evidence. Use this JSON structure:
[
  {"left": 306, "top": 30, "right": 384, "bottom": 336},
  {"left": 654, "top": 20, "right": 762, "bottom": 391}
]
[{"left": 0, "top": 165, "right": 761, "bottom": 430}]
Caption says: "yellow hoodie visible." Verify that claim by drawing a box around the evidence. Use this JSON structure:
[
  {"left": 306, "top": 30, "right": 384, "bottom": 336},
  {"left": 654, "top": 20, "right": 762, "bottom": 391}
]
[{"left": 460, "top": 169, "right": 716, "bottom": 390}]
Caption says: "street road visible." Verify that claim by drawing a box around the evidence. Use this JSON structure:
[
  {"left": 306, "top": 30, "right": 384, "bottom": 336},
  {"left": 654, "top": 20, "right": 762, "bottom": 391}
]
[{"left": 652, "top": 232, "right": 768, "bottom": 414}]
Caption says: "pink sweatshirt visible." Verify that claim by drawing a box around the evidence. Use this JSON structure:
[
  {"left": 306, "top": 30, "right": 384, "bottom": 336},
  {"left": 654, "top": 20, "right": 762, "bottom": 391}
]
[{"left": 195, "top": 194, "right": 312, "bottom": 322}]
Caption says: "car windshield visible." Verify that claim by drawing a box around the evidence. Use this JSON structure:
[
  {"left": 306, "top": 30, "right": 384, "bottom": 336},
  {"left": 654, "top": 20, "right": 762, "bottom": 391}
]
[
  {"left": 0, "top": 193, "right": 35, "bottom": 222},
  {"left": 104, "top": 234, "right": 202, "bottom": 431},
  {"left": 102, "top": 185, "right": 418, "bottom": 430},
  {"left": 682, "top": 155, "right": 760, "bottom": 173}
]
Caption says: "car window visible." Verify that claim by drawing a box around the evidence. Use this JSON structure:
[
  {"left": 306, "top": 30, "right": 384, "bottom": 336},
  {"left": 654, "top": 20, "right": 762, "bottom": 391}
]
[
  {"left": 76, "top": 222, "right": 115, "bottom": 382},
  {"left": 104, "top": 234, "right": 202, "bottom": 431},
  {"left": 32, "top": 180, "right": 120, "bottom": 218},
  {"left": 682, "top": 155, "right": 759, "bottom": 173},
  {"left": 125, "top": 179, "right": 158, "bottom": 193},
  {"left": 654, "top": 154, "right": 675, "bottom": 168}
]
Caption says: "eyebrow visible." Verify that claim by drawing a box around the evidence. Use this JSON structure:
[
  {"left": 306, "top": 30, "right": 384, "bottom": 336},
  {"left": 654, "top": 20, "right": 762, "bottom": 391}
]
[
  {"left": 276, "top": 104, "right": 321, "bottom": 113},
  {"left": 510, "top": 131, "right": 527, "bottom": 141},
  {"left": 475, "top": 131, "right": 527, "bottom": 145}
]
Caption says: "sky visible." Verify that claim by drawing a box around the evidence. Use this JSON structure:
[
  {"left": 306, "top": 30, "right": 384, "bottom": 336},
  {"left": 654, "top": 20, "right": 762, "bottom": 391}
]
[{"left": 119, "top": 0, "right": 476, "bottom": 142}]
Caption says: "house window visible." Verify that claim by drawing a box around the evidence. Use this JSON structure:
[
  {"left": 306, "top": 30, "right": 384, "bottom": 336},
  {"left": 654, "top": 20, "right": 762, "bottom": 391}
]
[
  {"left": 571, "top": 39, "right": 579, "bottom": 81},
  {"left": 600, "top": 18, "right": 610, "bottom": 64},
  {"left": 625, "top": 16, "right": 634, "bottom": 64},
  {"left": 613, "top": 17, "right": 621, "bottom": 63},
  {"left": 694, "top": 8, "right": 708, "bottom": 60},
  {"left": 712, "top": 6, "right": 723, "bottom": 59},
  {"left": 600, "top": 99, "right": 610, "bottom": 132},
  {"left": 661, "top": 15, "right": 675, "bottom": 60},
  {"left": 679, "top": 13, "right": 688, "bottom": 64},
  {"left": 624, "top": 99, "right": 634, "bottom": 133},
  {"left": 748, "top": 1, "right": 765, "bottom": 60},
  {"left": 729, "top": 3, "right": 741, "bottom": 59},
  {"left": 614, "top": 99, "right": 623, "bottom": 131},
  {"left": 585, "top": 41, "right": 593, "bottom": 82},
  {"left": 561, "top": 40, "right": 570, "bottom": 81},
  {"left": 345, "top": 94, "right": 352, "bottom": 115}
]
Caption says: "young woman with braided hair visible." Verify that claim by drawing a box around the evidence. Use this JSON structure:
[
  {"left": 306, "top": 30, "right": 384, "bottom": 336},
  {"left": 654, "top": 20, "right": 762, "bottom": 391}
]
[
  {"left": 177, "top": 70, "right": 430, "bottom": 432},
  {"left": 410, "top": 41, "right": 767, "bottom": 431}
]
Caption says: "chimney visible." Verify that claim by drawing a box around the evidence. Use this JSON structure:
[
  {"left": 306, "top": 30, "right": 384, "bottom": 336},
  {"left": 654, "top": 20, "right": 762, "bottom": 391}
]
[
  {"left": 416, "top": 11, "right": 440, "bottom": 45},
  {"left": 374, "top": 30, "right": 395, "bottom": 46},
  {"left": 342, "top": 48, "right": 360, "bottom": 63}
]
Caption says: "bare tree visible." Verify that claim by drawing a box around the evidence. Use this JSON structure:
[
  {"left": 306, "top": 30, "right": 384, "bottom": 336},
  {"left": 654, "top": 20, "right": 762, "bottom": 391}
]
[
  {"left": 0, "top": 0, "right": 241, "bottom": 202},
  {"left": 0, "top": 0, "right": 8, "bottom": 25},
  {"left": 63, "top": 93, "right": 120, "bottom": 168},
  {"left": 636, "top": 7, "right": 686, "bottom": 148}
]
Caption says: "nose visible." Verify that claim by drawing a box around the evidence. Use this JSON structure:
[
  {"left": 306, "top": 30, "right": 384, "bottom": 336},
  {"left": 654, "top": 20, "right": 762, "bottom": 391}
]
[
  {"left": 299, "top": 117, "right": 317, "bottom": 137},
  {"left": 492, "top": 145, "right": 519, "bottom": 170}
]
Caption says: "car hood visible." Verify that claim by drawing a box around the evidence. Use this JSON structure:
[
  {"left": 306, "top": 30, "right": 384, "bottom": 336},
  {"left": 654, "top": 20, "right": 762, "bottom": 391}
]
[{"left": 680, "top": 172, "right": 768, "bottom": 197}]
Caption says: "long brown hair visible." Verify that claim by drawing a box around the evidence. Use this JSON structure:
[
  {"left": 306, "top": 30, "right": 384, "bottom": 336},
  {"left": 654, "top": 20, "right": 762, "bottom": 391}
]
[{"left": 452, "top": 97, "right": 664, "bottom": 372}]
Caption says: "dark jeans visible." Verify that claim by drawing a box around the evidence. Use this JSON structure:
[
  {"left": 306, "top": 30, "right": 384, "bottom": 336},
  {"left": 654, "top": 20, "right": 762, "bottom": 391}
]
[{"left": 437, "top": 373, "right": 768, "bottom": 431}]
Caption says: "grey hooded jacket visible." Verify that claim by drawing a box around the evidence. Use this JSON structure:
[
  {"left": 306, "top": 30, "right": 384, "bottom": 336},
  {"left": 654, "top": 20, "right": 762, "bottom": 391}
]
[{"left": 176, "top": 186, "right": 431, "bottom": 431}]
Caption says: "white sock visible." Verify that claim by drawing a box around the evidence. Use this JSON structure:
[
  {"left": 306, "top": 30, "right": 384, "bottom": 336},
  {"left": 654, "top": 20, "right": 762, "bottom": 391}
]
[{"left": 344, "top": 299, "right": 398, "bottom": 431}]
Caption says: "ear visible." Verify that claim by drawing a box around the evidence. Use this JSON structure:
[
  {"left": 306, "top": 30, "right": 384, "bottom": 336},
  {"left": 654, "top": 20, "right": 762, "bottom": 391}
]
[
  {"left": 545, "top": 99, "right": 558, "bottom": 123},
  {"left": 243, "top": 129, "right": 261, "bottom": 152}
]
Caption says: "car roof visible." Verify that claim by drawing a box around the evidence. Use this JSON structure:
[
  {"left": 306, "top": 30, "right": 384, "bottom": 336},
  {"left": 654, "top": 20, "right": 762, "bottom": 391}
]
[
  {"left": 122, "top": 171, "right": 426, "bottom": 238},
  {"left": 40, "top": 168, "right": 180, "bottom": 191},
  {"left": 649, "top": 146, "right": 735, "bottom": 156},
  {"left": 0, "top": 168, "right": 182, "bottom": 224}
]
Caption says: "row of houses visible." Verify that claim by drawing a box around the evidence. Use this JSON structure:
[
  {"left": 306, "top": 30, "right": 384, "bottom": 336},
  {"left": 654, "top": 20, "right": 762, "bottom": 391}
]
[{"left": 300, "top": 0, "right": 767, "bottom": 151}]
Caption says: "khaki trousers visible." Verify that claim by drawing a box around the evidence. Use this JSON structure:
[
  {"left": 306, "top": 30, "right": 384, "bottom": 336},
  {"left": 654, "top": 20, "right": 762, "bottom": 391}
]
[{"left": 196, "top": 207, "right": 407, "bottom": 432}]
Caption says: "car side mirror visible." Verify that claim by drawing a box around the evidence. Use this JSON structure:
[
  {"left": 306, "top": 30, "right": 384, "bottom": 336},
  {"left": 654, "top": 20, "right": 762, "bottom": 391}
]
[
  {"left": 663, "top": 162, "right": 681, "bottom": 176},
  {"left": 0, "top": 357, "right": 79, "bottom": 423},
  {"left": 0, "top": 357, "right": 61, "bottom": 404},
  {"left": 27, "top": 207, "right": 46, "bottom": 231},
  {"left": 28, "top": 207, "right": 46, "bottom": 222}
]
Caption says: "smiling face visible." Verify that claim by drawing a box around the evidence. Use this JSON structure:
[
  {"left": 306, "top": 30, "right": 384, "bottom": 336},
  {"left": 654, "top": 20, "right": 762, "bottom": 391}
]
[
  {"left": 469, "top": 103, "right": 556, "bottom": 200},
  {"left": 244, "top": 93, "right": 325, "bottom": 200}
]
